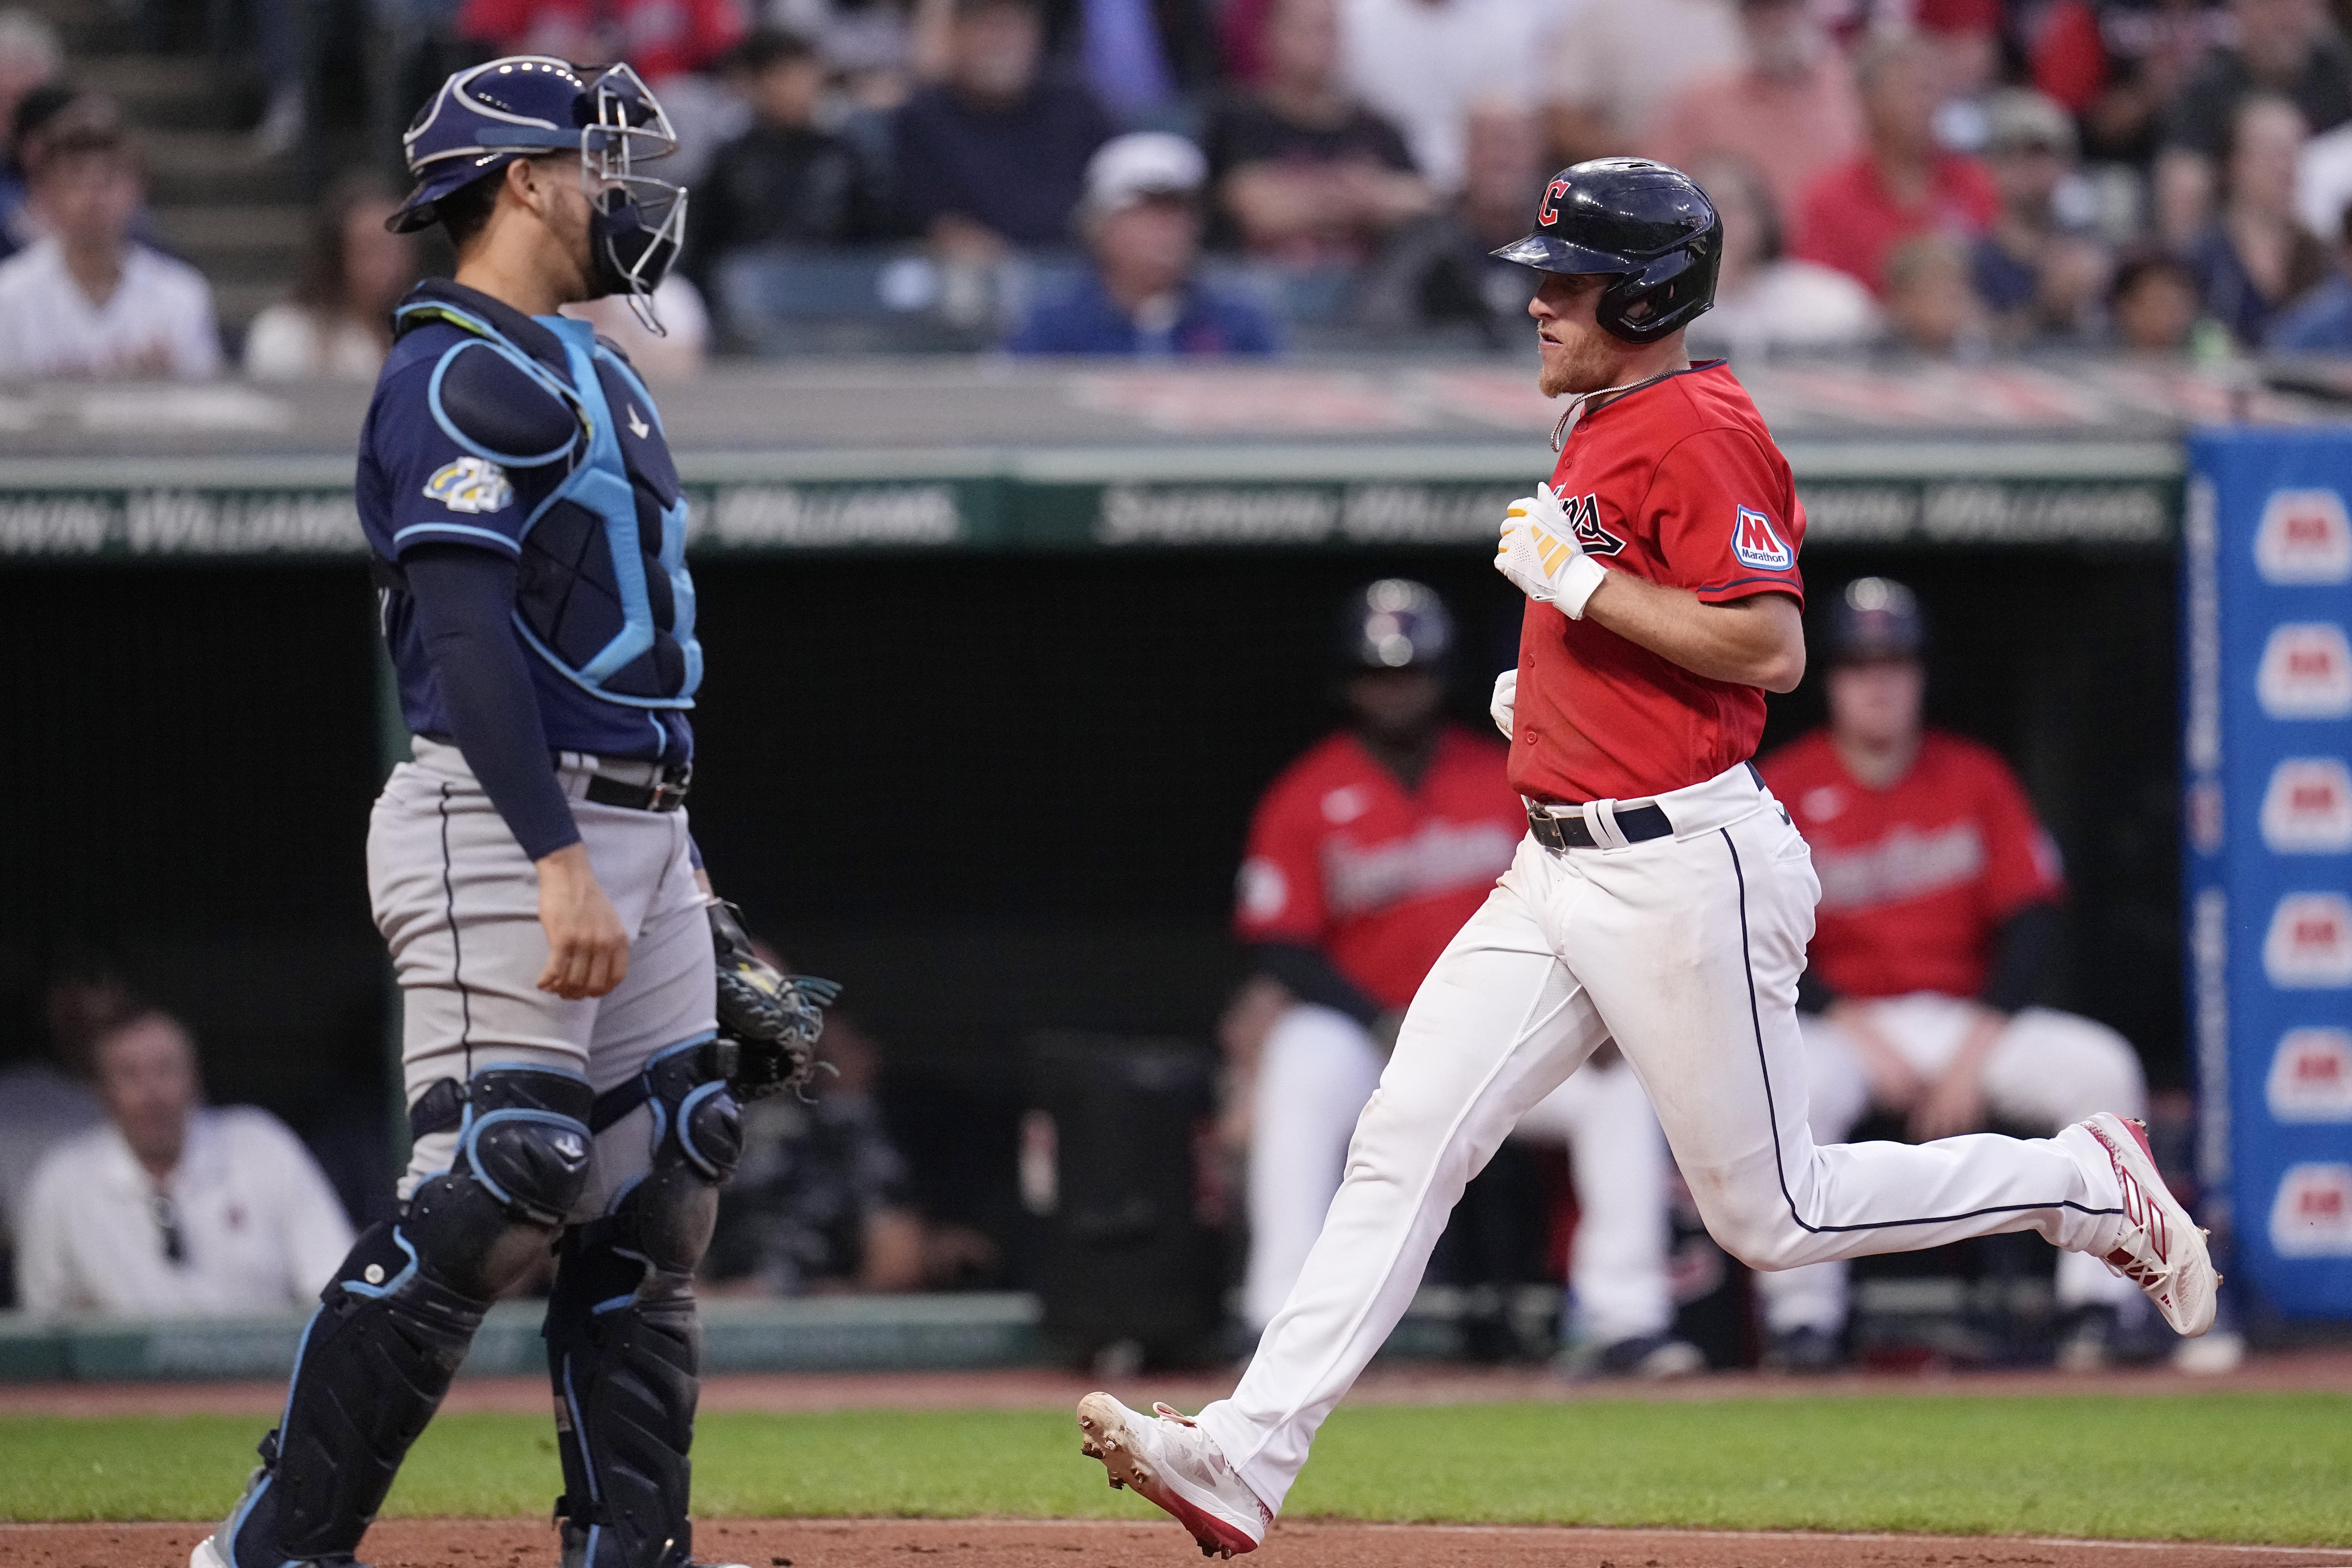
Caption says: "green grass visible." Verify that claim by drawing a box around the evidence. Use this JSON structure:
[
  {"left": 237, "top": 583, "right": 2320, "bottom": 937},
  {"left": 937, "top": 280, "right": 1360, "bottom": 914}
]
[{"left": 4, "top": 1395, "right": 2349, "bottom": 1545}]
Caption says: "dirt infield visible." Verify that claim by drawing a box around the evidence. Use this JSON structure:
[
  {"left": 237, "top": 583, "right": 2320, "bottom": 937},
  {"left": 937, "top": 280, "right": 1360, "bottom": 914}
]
[
  {"left": 8, "top": 1347, "right": 2351, "bottom": 1420},
  {"left": 11, "top": 1518, "right": 2351, "bottom": 1568}
]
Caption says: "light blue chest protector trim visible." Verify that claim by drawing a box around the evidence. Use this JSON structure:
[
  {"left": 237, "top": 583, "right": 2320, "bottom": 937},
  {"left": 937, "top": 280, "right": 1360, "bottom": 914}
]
[{"left": 397, "top": 301, "right": 700, "bottom": 710}]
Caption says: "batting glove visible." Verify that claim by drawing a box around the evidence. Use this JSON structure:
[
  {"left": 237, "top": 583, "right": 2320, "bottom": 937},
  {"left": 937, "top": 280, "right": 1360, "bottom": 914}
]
[
  {"left": 1490, "top": 668, "right": 1517, "bottom": 740},
  {"left": 1495, "top": 484, "right": 1608, "bottom": 619}
]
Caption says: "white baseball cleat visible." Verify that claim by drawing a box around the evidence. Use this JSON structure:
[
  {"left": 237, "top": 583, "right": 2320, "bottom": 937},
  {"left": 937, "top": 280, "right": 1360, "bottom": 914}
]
[
  {"left": 1076, "top": 1393, "right": 1271, "bottom": 1559},
  {"left": 2079, "top": 1113, "right": 2218, "bottom": 1338}
]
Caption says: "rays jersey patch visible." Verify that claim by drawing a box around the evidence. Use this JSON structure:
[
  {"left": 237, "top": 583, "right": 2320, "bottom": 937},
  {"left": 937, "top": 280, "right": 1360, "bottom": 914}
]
[
  {"left": 423, "top": 456, "right": 514, "bottom": 515},
  {"left": 1561, "top": 490, "right": 1625, "bottom": 556},
  {"left": 1731, "top": 505, "right": 1792, "bottom": 570}
]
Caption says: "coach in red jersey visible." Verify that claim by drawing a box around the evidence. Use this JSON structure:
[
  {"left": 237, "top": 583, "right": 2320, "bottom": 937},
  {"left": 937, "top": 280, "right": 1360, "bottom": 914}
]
[
  {"left": 1229, "top": 579, "right": 1697, "bottom": 1377},
  {"left": 1756, "top": 577, "right": 2151, "bottom": 1371},
  {"left": 1076, "top": 162, "right": 2207, "bottom": 1561}
]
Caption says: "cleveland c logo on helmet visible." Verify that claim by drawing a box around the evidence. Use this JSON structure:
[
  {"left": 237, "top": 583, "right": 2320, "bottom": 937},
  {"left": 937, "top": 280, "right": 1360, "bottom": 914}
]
[
  {"left": 1536, "top": 177, "right": 1572, "bottom": 228},
  {"left": 1491, "top": 157, "right": 1722, "bottom": 345}
]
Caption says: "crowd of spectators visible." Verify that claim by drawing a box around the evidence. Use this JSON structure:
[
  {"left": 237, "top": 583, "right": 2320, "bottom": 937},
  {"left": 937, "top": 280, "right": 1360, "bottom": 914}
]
[{"left": 11, "top": 0, "right": 2352, "bottom": 368}]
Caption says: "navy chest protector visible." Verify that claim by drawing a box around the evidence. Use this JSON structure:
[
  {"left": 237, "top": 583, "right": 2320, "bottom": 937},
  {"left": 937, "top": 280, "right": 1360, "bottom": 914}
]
[{"left": 397, "top": 299, "right": 701, "bottom": 710}]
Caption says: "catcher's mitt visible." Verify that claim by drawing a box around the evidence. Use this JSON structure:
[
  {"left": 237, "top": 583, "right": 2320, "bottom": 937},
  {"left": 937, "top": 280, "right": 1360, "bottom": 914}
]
[{"left": 708, "top": 900, "right": 840, "bottom": 1100}]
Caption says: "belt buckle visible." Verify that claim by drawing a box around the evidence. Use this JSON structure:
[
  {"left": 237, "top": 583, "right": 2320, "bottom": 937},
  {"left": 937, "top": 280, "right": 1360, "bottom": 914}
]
[{"left": 649, "top": 762, "right": 692, "bottom": 811}]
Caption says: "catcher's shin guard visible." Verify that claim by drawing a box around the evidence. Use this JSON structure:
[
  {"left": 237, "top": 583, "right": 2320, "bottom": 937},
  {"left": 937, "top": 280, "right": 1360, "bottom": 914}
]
[
  {"left": 209, "top": 1068, "right": 594, "bottom": 1568},
  {"left": 212, "top": 1224, "right": 486, "bottom": 1567},
  {"left": 551, "top": 1040, "right": 744, "bottom": 1568}
]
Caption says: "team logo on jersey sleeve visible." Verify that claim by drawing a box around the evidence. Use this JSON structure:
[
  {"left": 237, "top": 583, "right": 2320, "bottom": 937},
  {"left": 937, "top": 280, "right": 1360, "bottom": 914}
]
[
  {"left": 424, "top": 456, "right": 514, "bottom": 515},
  {"left": 1560, "top": 491, "right": 1624, "bottom": 556},
  {"left": 1731, "top": 505, "right": 1792, "bottom": 571}
]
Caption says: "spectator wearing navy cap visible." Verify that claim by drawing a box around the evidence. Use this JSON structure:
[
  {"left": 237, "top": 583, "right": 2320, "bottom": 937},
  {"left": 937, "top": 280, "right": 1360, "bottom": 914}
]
[{"left": 1005, "top": 132, "right": 1279, "bottom": 355}]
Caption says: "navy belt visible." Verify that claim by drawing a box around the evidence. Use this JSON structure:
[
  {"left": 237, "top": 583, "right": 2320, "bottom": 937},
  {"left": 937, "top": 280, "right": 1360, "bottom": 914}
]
[
  {"left": 584, "top": 772, "right": 689, "bottom": 812},
  {"left": 1527, "top": 801, "right": 1673, "bottom": 851},
  {"left": 551, "top": 752, "right": 692, "bottom": 812}
]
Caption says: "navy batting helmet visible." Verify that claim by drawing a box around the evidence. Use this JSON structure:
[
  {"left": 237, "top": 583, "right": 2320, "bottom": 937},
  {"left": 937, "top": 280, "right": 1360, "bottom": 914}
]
[
  {"left": 1491, "top": 158, "right": 1721, "bottom": 344},
  {"left": 1339, "top": 579, "right": 1455, "bottom": 672},
  {"left": 390, "top": 57, "right": 686, "bottom": 307},
  {"left": 1825, "top": 577, "right": 1926, "bottom": 664}
]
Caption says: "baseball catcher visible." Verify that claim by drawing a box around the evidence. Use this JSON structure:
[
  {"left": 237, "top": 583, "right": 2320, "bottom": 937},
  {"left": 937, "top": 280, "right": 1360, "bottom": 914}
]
[{"left": 192, "top": 57, "right": 833, "bottom": 1568}]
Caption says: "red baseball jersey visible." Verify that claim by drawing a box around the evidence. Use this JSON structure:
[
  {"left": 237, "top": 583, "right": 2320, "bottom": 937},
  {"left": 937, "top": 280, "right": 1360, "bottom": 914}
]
[
  {"left": 1236, "top": 725, "right": 1523, "bottom": 1009},
  {"left": 1761, "top": 729, "right": 2066, "bottom": 1000},
  {"left": 1509, "top": 361, "right": 1807, "bottom": 805}
]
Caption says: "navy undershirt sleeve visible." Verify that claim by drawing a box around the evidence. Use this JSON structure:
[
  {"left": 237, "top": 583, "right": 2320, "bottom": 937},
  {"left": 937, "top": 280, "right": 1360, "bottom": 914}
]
[
  {"left": 1978, "top": 900, "right": 2062, "bottom": 1016},
  {"left": 403, "top": 543, "right": 581, "bottom": 861},
  {"left": 1252, "top": 941, "right": 1385, "bottom": 1028}
]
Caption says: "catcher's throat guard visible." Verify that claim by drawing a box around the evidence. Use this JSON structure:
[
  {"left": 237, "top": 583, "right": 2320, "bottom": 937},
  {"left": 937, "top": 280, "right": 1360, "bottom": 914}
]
[{"left": 393, "top": 57, "right": 688, "bottom": 333}]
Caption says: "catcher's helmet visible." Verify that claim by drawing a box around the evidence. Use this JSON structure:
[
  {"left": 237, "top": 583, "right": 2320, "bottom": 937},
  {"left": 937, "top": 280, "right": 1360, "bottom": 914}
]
[
  {"left": 1492, "top": 158, "right": 1721, "bottom": 344},
  {"left": 1339, "top": 578, "right": 1455, "bottom": 672},
  {"left": 390, "top": 57, "right": 686, "bottom": 308}
]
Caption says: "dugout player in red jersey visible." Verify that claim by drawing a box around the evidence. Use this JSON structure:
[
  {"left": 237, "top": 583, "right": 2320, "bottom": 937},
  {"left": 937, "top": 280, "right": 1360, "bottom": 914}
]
[
  {"left": 1071, "top": 159, "right": 2214, "bottom": 1561},
  {"left": 1755, "top": 577, "right": 2153, "bottom": 1372},
  {"left": 1227, "top": 579, "right": 1697, "bottom": 1379}
]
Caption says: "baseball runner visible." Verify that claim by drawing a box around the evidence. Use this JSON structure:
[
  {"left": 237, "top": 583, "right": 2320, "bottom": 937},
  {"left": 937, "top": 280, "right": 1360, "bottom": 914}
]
[
  {"left": 194, "top": 58, "right": 833, "bottom": 1568},
  {"left": 1233, "top": 578, "right": 1695, "bottom": 1376},
  {"left": 1074, "top": 158, "right": 2216, "bottom": 1559},
  {"left": 1756, "top": 576, "right": 2152, "bottom": 1371}
]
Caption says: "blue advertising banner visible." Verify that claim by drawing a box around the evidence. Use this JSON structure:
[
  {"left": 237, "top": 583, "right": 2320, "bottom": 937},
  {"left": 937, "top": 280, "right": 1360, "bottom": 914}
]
[{"left": 2184, "top": 429, "right": 2352, "bottom": 1318}]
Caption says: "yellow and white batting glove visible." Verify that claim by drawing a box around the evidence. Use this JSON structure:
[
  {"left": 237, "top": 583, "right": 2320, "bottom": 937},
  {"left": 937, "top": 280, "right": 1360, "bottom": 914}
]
[
  {"left": 1495, "top": 484, "right": 1608, "bottom": 619},
  {"left": 1490, "top": 668, "right": 1517, "bottom": 739}
]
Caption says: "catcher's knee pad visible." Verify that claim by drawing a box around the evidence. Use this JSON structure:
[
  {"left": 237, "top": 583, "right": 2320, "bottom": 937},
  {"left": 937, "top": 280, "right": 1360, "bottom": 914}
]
[
  {"left": 215, "top": 1070, "right": 593, "bottom": 1566},
  {"left": 591, "top": 1036, "right": 743, "bottom": 1276},
  {"left": 406, "top": 1065, "right": 596, "bottom": 1298},
  {"left": 215, "top": 1224, "right": 489, "bottom": 1566}
]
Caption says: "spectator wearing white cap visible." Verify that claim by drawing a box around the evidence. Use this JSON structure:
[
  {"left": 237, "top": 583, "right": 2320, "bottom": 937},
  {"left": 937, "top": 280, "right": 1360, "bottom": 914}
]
[{"left": 1005, "top": 132, "right": 1280, "bottom": 355}]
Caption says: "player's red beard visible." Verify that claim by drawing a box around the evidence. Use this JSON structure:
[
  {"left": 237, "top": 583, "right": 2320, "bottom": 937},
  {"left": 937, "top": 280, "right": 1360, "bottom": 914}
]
[{"left": 1536, "top": 322, "right": 1631, "bottom": 399}]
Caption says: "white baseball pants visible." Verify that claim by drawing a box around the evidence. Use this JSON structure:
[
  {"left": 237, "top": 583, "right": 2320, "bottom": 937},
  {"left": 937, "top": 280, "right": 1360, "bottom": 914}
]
[
  {"left": 1244, "top": 1004, "right": 1673, "bottom": 1345},
  {"left": 1193, "top": 762, "right": 2131, "bottom": 1514},
  {"left": 369, "top": 738, "right": 717, "bottom": 1220},
  {"left": 1757, "top": 993, "right": 2149, "bottom": 1334}
]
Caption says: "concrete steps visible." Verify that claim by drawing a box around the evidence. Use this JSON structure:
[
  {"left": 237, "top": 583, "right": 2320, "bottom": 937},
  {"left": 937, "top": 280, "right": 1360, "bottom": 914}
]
[{"left": 18, "top": 0, "right": 311, "bottom": 343}]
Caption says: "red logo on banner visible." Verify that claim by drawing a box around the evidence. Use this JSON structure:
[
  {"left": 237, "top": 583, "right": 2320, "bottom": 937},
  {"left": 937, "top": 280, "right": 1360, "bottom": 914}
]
[
  {"left": 2268, "top": 1029, "right": 2352, "bottom": 1122},
  {"left": 2272, "top": 1164, "right": 2352, "bottom": 1257},
  {"left": 2257, "top": 489, "right": 2352, "bottom": 584},
  {"left": 2258, "top": 624, "right": 2352, "bottom": 719}
]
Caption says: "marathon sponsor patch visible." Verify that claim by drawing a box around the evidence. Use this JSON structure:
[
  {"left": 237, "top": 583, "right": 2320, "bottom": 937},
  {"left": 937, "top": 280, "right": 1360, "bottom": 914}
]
[
  {"left": 2255, "top": 488, "right": 2352, "bottom": 584},
  {"left": 2267, "top": 1028, "right": 2352, "bottom": 1122},
  {"left": 2270, "top": 1163, "right": 2352, "bottom": 1257},
  {"left": 1731, "top": 505, "right": 1792, "bottom": 571},
  {"left": 424, "top": 456, "right": 514, "bottom": 515}
]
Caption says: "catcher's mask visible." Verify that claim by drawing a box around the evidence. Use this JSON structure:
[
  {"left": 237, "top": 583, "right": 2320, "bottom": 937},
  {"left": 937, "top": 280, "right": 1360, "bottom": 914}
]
[{"left": 392, "top": 57, "right": 687, "bottom": 334}]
